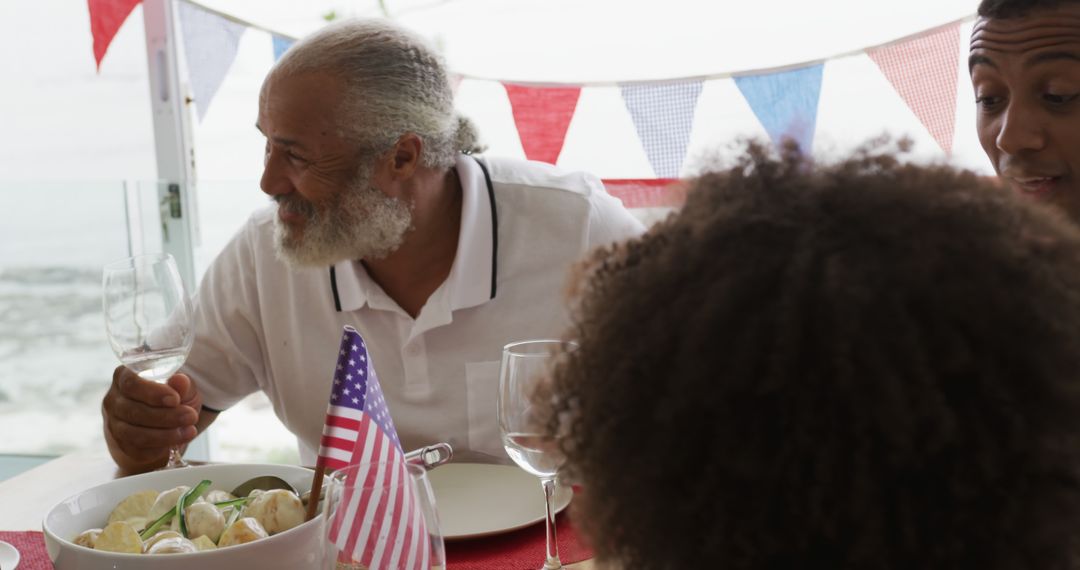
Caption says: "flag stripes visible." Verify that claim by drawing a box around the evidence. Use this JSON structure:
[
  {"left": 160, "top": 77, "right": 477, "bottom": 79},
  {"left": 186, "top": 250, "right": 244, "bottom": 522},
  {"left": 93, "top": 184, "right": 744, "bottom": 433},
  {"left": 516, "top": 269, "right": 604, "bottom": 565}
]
[{"left": 318, "top": 326, "right": 428, "bottom": 569}]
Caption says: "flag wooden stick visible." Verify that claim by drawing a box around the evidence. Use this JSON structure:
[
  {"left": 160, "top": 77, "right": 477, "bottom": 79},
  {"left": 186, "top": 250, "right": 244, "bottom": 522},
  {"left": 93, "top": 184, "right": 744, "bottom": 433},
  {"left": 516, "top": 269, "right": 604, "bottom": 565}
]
[{"left": 306, "top": 464, "right": 326, "bottom": 521}]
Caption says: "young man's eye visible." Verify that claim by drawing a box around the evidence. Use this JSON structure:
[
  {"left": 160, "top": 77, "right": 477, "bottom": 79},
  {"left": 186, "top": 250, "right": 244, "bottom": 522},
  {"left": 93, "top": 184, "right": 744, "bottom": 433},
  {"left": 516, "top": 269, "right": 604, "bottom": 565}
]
[
  {"left": 1045, "top": 93, "right": 1079, "bottom": 105},
  {"left": 975, "top": 95, "right": 1003, "bottom": 110}
]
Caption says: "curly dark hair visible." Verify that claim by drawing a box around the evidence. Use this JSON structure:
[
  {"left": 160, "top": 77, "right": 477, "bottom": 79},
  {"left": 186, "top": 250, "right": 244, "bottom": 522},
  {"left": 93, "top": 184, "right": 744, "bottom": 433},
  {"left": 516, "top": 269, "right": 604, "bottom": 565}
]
[
  {"left": 542, "top": 142, "right": 1080, "bottom": 569},
  {"left": 978, "top": 0, "right": 1079, "bottom": 18}
]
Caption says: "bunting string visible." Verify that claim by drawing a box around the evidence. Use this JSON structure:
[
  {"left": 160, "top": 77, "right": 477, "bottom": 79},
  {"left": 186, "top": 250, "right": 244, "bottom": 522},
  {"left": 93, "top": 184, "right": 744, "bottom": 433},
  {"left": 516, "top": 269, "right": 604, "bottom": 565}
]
[
  {"left": 179, "top": 0, "right": 297, "bottom": 41},
  {"left": 88, "top": 1, "right": 974, "bottom": 205},
  {"left": 447, "top": 17, "right": 974, "bottom": 87}
]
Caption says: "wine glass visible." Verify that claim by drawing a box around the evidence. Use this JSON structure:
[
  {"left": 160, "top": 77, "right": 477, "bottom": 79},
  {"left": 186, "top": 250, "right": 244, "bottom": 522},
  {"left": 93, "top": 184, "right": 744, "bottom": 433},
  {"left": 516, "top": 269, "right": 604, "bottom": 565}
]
[
  {"left": 323, "top": 461, "right": 446, "bottom": 569},
  {"left": 499, "top": 339, "right": 577, "bottom": 570},
  {"left": 102, "top": 253, "right": 194, "bottom": 469}
]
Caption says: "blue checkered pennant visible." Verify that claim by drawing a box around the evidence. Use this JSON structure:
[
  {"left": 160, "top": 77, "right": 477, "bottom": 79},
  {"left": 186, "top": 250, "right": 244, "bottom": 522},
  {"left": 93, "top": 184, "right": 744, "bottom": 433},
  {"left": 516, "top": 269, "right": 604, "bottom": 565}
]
[
  {"left": 272, "top": 34, "right": 295, "bottom": 61},
  {"left": 619, "top": 81, "right": 704, "bottom": 179},
  {"left": 734, "top": 64, "right": 824, "bottom": 156}
]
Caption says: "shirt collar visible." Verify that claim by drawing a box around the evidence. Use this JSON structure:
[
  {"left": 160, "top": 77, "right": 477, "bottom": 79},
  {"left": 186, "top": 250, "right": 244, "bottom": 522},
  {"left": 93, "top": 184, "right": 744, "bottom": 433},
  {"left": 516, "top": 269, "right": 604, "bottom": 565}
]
[{"left": 329, "top": 154, "right": 497, "bottom": 313}]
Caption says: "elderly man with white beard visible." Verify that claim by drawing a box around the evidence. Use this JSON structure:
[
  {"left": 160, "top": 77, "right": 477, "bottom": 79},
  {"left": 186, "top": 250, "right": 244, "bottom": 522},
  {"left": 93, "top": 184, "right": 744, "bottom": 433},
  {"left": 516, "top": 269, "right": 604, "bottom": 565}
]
[{"left": 101, "top": 18, "right": 644, "bottom": 473}]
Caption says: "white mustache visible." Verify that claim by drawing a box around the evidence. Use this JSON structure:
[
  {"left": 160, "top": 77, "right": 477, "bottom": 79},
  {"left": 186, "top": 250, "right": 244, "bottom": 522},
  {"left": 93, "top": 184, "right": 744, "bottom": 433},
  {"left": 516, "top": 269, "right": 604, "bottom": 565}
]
[{"left": 275, "top": 194, "right": 316, "bottom": 218}]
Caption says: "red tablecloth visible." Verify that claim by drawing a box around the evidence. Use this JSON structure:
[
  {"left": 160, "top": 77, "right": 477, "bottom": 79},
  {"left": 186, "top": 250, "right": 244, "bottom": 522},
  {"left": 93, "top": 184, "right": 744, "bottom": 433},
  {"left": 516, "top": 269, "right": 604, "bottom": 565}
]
[
  {"left": 0, "top": 531, "right": 51, "bottom": 570},
  {"left": 445, "top": 511, "right": 592, "bottom": 569},
  {"left": 1, "top": 514, "right": 592, "bottom": 569}
]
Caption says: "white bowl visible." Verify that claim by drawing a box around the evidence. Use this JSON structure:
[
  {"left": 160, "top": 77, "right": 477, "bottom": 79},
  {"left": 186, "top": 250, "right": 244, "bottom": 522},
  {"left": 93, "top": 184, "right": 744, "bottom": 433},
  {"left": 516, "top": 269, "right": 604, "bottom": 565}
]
[{"left": 43, "top": 463, "right": 326, "bottom": 570}]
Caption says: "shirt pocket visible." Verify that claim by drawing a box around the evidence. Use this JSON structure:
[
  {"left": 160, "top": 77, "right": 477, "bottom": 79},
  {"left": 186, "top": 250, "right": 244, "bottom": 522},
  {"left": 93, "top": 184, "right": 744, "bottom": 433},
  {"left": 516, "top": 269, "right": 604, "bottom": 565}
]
[{"left": 465, "top": 361, "right": 507, "bottom": 460}]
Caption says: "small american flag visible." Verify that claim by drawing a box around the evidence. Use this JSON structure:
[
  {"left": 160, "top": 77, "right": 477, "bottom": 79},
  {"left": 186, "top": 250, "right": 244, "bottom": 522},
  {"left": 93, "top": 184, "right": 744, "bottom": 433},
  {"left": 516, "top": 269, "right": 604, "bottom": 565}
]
[{"left": 319, "top": 326, "right": 431, "bottom": 569}]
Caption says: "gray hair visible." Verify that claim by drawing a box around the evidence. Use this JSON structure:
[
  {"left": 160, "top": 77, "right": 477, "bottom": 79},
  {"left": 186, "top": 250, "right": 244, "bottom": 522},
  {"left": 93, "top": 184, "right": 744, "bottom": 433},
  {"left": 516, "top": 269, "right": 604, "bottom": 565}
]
[{"left": 273, "top": 18, "right": 483, "bottom": 168}]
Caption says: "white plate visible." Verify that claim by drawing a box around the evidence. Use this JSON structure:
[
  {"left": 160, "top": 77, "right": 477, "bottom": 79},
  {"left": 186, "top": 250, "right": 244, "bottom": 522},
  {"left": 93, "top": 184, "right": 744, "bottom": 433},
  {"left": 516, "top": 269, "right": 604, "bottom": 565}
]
[
  {"left": 428, "top": 463, "right": 572, "bottom": 541},
  {"left": 0, "top": 540, "right": 19, "bottom": 570}
]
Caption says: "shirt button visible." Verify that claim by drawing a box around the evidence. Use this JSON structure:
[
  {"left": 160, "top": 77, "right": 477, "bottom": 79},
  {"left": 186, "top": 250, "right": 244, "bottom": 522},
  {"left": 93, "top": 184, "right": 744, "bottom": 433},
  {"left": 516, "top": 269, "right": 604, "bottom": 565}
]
[{"left": 406, "top": 345, "right": 421, "bottom": 357}]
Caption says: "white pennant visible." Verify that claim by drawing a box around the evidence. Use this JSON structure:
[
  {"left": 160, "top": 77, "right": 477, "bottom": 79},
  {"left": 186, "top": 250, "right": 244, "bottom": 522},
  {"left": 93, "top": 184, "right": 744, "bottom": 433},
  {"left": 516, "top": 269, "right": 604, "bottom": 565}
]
[
  {"left": 178, "top": 1, "right": 247, "bottom": 121},
  {"left": 620, "top": 81, "right": 703, "bottom": 178}
]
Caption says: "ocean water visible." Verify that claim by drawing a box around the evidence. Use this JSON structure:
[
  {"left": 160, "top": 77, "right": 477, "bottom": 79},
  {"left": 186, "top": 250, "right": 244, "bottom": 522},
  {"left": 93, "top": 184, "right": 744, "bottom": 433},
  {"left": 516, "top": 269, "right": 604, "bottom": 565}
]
[
  {"left": 0, "top": 182, "right": 128, "bottom": 453},
  {"left": 0, "top": 180, "right": 297, "bottom": 462}
]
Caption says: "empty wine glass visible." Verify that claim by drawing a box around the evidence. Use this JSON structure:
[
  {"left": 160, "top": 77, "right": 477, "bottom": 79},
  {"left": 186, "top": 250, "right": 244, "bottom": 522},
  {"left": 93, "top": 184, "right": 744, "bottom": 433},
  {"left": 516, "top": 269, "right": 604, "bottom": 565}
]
[
  {"left": 324, "top": 461, "right": 446, "bottom": 569},
  {"left": 499, "top": 339, "right": 577, "bottom": 570},
  {"left": 102, "top": 253, "right": 194, "bottom": 469}
]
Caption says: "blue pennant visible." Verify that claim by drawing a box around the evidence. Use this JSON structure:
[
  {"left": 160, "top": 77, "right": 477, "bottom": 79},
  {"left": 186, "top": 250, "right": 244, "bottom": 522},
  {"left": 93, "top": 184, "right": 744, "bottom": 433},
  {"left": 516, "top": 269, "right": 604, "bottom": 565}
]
[
  {"left": 272, "top": 34, "right": 295, "bottom": 61},
  {"left": 735, "top": 64, "right": 825, "bottom": 155}
]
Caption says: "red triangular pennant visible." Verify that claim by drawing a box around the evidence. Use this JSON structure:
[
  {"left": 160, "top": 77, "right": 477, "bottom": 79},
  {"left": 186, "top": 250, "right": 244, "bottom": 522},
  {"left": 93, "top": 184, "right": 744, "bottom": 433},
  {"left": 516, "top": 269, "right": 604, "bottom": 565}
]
[
  {"left": 869, "top": 23, "right": 961, "bottom": 154},
  {"left": 88, "top": 0, "right": 142, "bottom": 70},
  {"left": 503, "top": 84, "right": 581, "bottom": 165}
]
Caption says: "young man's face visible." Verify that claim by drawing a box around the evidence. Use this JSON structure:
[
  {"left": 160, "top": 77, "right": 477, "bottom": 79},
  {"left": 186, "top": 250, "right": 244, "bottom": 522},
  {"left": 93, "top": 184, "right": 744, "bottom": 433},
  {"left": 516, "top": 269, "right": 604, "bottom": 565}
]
[{"left": 970, "top": 4, "right": 1080, "bottom": 222}]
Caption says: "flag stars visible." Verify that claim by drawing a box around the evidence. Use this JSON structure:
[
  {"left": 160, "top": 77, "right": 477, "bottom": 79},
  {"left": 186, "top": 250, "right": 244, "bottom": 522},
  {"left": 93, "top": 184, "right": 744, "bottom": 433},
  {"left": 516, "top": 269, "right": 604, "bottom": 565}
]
[{"left": 323, "top": 331, "right": 405, "bottom": 460}]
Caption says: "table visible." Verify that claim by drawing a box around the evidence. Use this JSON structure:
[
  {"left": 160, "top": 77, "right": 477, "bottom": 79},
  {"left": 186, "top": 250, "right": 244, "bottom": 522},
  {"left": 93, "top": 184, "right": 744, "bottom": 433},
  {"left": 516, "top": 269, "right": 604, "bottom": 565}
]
[{"left": 0, "top": 453, "right": 595, "bottom": 569}]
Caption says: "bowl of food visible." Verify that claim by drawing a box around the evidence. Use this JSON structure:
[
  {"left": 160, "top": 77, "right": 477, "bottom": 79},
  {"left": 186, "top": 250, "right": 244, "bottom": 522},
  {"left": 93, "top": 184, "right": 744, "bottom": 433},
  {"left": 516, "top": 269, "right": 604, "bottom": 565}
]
[{"left": 43, "top": 463, "right": 326, "bottom": 570}]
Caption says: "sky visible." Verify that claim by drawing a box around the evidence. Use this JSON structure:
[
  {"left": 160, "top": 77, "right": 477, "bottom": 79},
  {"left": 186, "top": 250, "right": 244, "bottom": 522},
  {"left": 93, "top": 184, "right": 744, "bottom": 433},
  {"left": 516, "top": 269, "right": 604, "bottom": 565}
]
[{"left": 0, "top": 0, "right": 988, "bottom": 187}]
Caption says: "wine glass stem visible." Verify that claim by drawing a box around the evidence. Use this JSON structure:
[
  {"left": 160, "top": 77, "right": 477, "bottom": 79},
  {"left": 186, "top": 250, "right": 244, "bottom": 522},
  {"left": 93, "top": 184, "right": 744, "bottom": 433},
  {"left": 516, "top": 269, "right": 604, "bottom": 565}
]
[
  {"left": 541, "top": 476, "right": 562, "bottom": 569},
  {"left": 166, "top": 445, "right": 188, "bottom": 469}
]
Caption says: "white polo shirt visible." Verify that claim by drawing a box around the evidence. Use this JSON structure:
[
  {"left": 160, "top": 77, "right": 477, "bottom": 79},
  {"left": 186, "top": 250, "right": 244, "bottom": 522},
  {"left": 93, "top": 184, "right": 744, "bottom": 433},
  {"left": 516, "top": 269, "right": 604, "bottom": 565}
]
[{"left": 183, "top": 154, "right": 644, "bottom": 464}]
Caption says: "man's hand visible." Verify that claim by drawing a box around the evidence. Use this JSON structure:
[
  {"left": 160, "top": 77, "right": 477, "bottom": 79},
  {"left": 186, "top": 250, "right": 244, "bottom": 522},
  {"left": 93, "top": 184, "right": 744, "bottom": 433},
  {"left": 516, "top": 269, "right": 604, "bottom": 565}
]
[{"left": 102, "top": 365, "right": 203, "bottom": 473}]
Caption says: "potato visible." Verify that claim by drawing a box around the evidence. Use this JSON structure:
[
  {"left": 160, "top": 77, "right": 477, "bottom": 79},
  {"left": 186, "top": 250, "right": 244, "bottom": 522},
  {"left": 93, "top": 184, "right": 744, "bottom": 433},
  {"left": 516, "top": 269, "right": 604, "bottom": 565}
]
[
  {"left": 143, "top": 530, "right": 182, "bottom": 553},
  {"left": 244, "top": 489, "right": 305, "bottom": 534},
  {"left": 147, "top": 486, "right": 190, "bottom": 521},
  {"left": 107, "top": 490, "right": 158, "bottom": 527},
  {"left": 217, "top": 517, "right": 268, "bottom": 547},
  {"left": 204, "top": 489, "right": 236, "bottom": 504},
  {"left": 192, "top": 535, "right": 218, "bottom": 551},
  {"left": 146, "top": 536, "right": 198, "bottom": 555},
  {"left": 125, "top": 516, "right": 148, "bottom": 532},
  {"left": 72, "top": 528, "right": 101, "bottom": 549},
  {"left": 185, "top": 502, "right": 226, "bottom": 543},
  {"left": 94, "top": 521, "right": 143, "bottom": 554}
]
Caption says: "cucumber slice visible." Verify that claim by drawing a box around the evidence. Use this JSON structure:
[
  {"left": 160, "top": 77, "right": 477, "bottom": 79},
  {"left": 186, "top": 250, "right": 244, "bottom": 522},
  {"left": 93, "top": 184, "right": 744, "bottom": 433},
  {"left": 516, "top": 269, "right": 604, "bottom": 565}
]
[
  {"left": 177, "top": 480, "right": 212, "bottom": 539},
  {"left": 213, "top": 497, "right": 250, "bottom": 510},
  {"left": 139, "top": 507, "right": 176, "bottom": 541}
]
